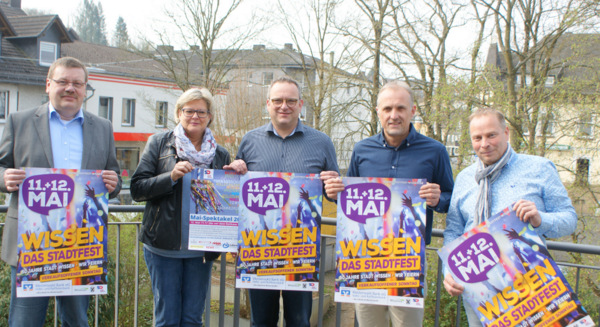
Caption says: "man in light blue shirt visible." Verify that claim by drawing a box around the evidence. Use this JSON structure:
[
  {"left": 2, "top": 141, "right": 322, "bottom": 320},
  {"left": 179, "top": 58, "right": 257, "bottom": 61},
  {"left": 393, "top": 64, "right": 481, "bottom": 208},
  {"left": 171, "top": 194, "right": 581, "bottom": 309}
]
[
  {"left": 49, "top": 103, "right": 84, "bottom": 169},
  {"left": 442, "top": 107, "right": 577, "bottom": 325},
  {"left": 0, "top": 57, "right": 121, "bottom": 326}
]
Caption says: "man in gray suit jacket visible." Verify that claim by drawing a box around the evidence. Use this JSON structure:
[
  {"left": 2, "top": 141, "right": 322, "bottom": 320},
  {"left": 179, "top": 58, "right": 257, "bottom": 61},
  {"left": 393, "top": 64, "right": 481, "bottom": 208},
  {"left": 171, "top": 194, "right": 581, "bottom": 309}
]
[{"left": 0, "top": 57, "right": 121, "bottom": 326}]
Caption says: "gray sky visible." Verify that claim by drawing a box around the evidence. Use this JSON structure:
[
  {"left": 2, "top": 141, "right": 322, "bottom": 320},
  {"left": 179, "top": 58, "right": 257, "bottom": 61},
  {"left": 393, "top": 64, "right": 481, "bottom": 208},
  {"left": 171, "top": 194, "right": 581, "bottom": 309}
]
[
  {"left": 21, "top": 0, "right": 285, "bottom": 49},
  {"left": 20, "top": 0, "right": 488, "bottom": 77},
  {"left": 23, "top": 0, "right": 165, "bottom": 43}
]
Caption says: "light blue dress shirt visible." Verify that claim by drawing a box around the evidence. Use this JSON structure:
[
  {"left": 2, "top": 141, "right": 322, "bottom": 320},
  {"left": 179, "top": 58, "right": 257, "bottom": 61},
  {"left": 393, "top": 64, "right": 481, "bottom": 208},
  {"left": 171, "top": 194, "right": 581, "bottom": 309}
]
[
  {"left": 444, "top": 149, "right": 577, "bottom": 245},
  {"left": 48, "top": 104, "right": 84, "bottom": 169}
]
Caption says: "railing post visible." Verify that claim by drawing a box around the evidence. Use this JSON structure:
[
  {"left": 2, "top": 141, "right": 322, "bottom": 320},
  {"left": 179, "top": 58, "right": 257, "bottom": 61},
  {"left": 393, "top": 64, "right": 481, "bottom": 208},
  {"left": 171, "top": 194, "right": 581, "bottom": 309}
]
[
  {"left": 94, "top": 295, "right": 99, "bottom": 327},
  {"left": 455, "top": 295, "right": 462, "bottom": 326},
  {"left": 234, "top": 287, "right": 241, "bottom": 326},
  {"left": 114, "top": 224, "right": 120, "bottom": 327},
  {"left": 54, "top": 297, "right": 58, "bottom": 327},
  {"left": 575, "top": 266, "right": 581, "bottom": 294},
  {"left": 435, "top": 257, "right": 443, "bottom": 327},
  {"left": 219, "top": 257, "right": 226, "bottom": 327},
  {"left": 205, "top": 276, "right": 212, "bottom": 326},
  {"left": 134, "top": 224, "right": 140, "bottom": 326},
  {"left": 318, "top": 236, "right": 327, "bottom": 327},
  {"left": 335, "top": 303, "right": 342, "bottom": 327}
]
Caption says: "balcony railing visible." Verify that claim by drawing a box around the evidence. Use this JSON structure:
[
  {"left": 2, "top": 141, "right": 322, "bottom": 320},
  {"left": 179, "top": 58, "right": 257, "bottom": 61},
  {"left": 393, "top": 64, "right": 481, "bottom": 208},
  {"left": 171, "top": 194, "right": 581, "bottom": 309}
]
[{"left": 1, "top": 205, "right": 599, "bottom": 326}]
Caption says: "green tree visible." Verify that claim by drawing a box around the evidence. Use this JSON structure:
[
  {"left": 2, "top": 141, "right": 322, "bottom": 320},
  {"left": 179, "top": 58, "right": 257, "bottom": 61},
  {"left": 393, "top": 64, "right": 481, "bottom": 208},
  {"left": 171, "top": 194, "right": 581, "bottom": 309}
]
[
  {"left": 74, "top": 0, "right": 108, "bottom": 45},
  {"left": 475, "top": 0, "right": 598, "bottom": 154},
  {"left": 112, "top": 16, "right": 130, "bottom": 49}
]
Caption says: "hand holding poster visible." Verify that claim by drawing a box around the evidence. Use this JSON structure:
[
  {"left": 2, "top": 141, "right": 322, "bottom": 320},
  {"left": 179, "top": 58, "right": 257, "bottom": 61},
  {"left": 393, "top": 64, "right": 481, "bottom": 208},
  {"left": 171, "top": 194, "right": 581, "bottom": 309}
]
[
  {"left": 184, "top": 168, "right": 240, "bottom": 252},
  {"left": 334, "top": 177, "right": 427, "bottom": 308},
  {"left": 17, "top": 168, "right": 108, "bottom": 297},
  {"left": 236, "top": 172, "right": 322, "bottom": 291},
  {"left": 438, "top": 206, "right": 595, "bottom": 327}
]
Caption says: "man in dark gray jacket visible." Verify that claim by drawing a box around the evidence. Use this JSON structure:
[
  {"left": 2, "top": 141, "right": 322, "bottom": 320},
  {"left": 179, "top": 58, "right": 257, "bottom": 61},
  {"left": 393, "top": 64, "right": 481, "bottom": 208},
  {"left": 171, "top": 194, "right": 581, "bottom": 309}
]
[{"left": 0, "top": 57, "right": 121, "bottom": 326}]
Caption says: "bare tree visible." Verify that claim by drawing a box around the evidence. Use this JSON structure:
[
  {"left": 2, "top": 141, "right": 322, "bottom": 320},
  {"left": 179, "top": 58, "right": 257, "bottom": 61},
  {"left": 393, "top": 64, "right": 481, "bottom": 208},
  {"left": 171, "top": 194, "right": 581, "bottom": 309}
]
[
  {"left": 276, "top": 0, "right": 341, "bottom": 132},
  {"left": 455, "top": 0, "right": 493, "bottom": 169},
  {"left": 140, "top": 0, "right": 263, "bottom": 93},
  {"left": 338, "top": 0, "right": 395, "bottom": 136},
  {"left": 212, "top": 69, "right": 268, "bottom": 156},
  {"left": 274, "top": 0, "right": 372, "bottom": 168},
  {"left": 385, "top": 0, "right": 464, "bottom": 143}
]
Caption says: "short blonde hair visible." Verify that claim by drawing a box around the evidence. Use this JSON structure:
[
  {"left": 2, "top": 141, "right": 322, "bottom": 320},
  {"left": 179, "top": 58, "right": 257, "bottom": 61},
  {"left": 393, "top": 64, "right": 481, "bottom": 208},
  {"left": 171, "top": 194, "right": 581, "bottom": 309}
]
[
  {"left": 268, "top": 76, "right": 302, "bottom": 100},
  {"left": 48, "top": 57, "right": 88, "bottom": 82},
  {"left": 469, "top": 107, "right": 507, "bottom": 129},
  {"left": 175, "top": 88, "right": 214, "bottom": 126},
  {"left": 377, "top": 81, "right": 415, "bottom": 108}
]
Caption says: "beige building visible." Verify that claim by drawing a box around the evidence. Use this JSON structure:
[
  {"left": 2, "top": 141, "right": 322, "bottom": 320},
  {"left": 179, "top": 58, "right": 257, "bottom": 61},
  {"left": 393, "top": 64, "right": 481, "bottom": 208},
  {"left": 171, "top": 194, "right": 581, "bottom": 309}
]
[{"left": 483, "top": 33, "right": 600, "bottom": 184}]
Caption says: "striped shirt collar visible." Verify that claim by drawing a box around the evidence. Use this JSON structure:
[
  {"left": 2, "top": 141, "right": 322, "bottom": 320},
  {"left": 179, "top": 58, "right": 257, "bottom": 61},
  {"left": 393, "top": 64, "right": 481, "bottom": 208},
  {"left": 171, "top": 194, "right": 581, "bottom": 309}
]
[{"left": 266, "top": 119, "right": 305, "bottom": 138}]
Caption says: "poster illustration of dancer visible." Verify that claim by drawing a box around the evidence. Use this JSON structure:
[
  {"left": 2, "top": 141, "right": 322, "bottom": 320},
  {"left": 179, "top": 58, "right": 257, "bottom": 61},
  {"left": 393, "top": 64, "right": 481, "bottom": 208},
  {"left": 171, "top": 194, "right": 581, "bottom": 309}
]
[
  {"left": 17, "top": 168, "right": 108, "bottom": 297},
  {"left": 183, "top": 168, "right": 240, "bottom": 252},
  {"left": 334, "top": 177, "right": 427, "bottom": 308},
  {"left": 439, "top": 207, "right": 595, "bottom": 327},
  {"left": 236, "top": 171, "right": 322, "bottom": 291}
]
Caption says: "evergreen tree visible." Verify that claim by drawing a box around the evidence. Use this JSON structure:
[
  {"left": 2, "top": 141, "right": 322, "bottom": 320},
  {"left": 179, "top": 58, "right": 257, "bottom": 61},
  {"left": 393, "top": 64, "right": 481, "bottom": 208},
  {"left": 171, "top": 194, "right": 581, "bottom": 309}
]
[
  {"left": 74, "top": 0, "right": 108, "bottom": 45},
  {"left": 113, "top": 16, "right": 130, "bottom": 48}
]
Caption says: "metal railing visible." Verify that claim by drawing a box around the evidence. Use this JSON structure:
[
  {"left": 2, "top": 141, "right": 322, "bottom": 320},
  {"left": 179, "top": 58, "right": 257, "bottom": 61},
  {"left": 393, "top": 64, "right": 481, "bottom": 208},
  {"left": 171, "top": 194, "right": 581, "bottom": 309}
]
[{"left": 1, "top": 206, "right": 599, "bottom": 326}]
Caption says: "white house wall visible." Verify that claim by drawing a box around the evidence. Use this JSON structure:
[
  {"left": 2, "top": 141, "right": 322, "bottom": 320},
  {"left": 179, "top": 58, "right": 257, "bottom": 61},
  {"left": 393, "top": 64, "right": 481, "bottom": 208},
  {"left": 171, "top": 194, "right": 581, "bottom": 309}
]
[{"left": 86, "top": 74, "right": 182, "bottom": 135}]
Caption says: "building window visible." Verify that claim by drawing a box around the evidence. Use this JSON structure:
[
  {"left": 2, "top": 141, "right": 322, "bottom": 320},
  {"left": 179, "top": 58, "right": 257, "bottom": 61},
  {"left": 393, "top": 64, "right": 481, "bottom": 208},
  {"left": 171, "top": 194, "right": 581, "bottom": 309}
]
[
  {"left": 576, "top": 158, "right": 589, "bottom": 186},
  {"left": 262, "top": 72, "right": 273, "bottom": 85},
  {"left": 99, "top": 97, "right": 113, "bottom": 122},
  {"left": 39, "top": 42, "right": 57, "bottom": 67},
  {"left": 577, "top": 113, "right": 594, "bottom": 138},
  {"left": 515, "top": 74, "right": 532, "bottom": 86},
  {"left": 156, "top": 101, "right": 168, "bottom": 128},
  {"left": 122, "top": 99, "right": 136, "bottom": 126},
  {"left": 542, "top": 112, "right": 554, "bottom": 135},
  {"left": 445, "top": 134, "right": 460, "bottom": 157},
  {"left": 0, "top": 91, "right": 8, "bottom": 121},
  {"left": 116, "top": 147, "right": 140, "bottom": 189},
  {"left": 545, "top": 75, "right": 555, "bottom": 86}
]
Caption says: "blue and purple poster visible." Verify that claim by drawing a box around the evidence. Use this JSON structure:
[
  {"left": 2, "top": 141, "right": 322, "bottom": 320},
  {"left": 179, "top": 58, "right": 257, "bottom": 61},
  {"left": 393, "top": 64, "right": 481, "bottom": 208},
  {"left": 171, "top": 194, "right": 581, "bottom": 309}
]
[
  {"left": 185, "top": 168, "right": 240, "bottom": 252},
  {"left": 235, "top": 172, "right": 322, "bottom": 291},
  {"left": 439, "top": 206, "right": 595, "bottom": 327},
  {"left": 334, "top": 177, "right": 427, "bottom": 308},
  {"left": 17, "top": 168, "right": 108, "bottom": 297}
]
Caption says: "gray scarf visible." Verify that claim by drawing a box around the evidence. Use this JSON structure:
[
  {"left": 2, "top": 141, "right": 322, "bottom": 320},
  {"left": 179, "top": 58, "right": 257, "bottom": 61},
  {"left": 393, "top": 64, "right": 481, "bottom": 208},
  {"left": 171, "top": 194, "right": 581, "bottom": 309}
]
[
  {"left": 173, "top": 123, "right": 216, "bottom": 168},
  {"left": 474, "top": 144, "right": 513, "bottom": 225}
]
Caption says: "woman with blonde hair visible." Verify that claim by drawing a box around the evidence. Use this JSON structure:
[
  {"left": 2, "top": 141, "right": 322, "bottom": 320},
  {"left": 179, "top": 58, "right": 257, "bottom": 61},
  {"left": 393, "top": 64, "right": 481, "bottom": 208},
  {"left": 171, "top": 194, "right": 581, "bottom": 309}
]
[{"left": 131, "top": 88, "right": 231, "bottom": 326}]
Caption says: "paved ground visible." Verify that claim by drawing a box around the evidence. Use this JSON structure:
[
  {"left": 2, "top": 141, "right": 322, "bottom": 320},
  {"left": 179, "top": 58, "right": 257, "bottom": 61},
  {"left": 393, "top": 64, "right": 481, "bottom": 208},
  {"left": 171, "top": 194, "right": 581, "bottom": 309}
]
[{"left": 211, "top": 256, "right": 357, "bottom": 326}]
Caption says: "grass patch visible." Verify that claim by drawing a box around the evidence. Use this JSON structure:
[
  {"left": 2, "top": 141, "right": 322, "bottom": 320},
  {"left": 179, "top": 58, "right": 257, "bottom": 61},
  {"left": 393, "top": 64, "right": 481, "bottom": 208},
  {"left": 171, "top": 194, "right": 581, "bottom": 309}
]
[{"left": 210, "top": 300, "right": 235, "bottom": 316}]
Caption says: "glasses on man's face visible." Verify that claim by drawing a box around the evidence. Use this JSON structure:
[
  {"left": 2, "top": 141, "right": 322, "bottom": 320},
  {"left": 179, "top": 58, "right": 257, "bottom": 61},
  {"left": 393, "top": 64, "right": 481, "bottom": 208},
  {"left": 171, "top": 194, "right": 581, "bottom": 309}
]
[
  {"left": 181, "top": 108, "right": 210, "bottom": 118},
  {"left": 270, "top": 98, "right": 299, "bottom": 107},
  {"left": 50, "top": 79, "right": 86, "bottom": 89}
]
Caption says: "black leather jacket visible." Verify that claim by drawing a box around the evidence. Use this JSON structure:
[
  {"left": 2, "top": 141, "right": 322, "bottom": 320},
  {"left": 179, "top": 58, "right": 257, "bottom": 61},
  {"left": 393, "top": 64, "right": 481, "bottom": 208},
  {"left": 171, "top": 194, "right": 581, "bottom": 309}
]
[{"left": 131, "top": 131, "right": 231, "bottom": 250}]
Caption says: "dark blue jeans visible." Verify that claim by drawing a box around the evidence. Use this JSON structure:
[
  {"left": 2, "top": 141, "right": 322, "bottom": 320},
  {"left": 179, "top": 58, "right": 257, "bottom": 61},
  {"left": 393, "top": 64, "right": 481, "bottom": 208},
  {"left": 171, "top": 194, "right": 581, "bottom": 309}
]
[
  {"left": 143, "top": 248, "right": 213, "bottom": 327},
  {"left": 249, "top": 289, "right": 312, "bottom": 327},
  {"left": 9, "top": 266, "right": 89, "bottom": 327}
]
